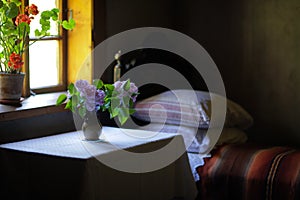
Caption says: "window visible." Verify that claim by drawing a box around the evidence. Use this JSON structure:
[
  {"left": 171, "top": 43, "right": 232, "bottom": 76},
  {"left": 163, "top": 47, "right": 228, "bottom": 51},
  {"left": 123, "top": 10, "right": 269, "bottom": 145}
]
[{"left": 27, "top": 0, "right": 68, "bottom": 93}]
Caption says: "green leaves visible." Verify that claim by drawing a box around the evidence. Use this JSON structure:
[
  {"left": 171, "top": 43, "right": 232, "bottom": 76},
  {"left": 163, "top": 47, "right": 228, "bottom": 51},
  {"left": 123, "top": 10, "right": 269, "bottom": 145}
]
[
  {"left": 110, "top": 106, "right": 130, "bottom": 126},
  {"left": 62, "top": 19, "right": 75, "bottom": 30},
  {"left": 50, "top": 8, "right": 59, "bottom": 21},
  {"left": 78, "top": 103, "right": 86, "bottom": 118},
  {"left": 109, "top": 82, "right": 134, "bottom": 125},
  {"left": 65, "top": 99, "right": 72, "bottom": 110},
  {"left": 56, "top": 94, "right": 67, "bottom": 105},
  {"left": 124, "top": 79, "right": 131, "bottom": 91},
  {"left": 105, "top": 84, "right": 114, "bottom": 91},
  {"left": 68, "top": 83, "right": 76, "bottom": 94},
  {"left": 40, "top": 10, "right": 52, "bottom": 19},
  {"left": 10, "top": 0, "right": 22, "bottom": 7},
  {"left": 18, "top": 22, "right": 29, "bottom": 36},
  {"left": 36, "top": 10, "right": 53, "bottom": 36},
  {"left": 35, "top": 9, "right": 76, "bottom": 37},
  {"left": 2, "top": 21, "right": 17, "bottom": 36},
  {"left": 5, "top": 2, "right": 18, "bottom": 18},
  {"left": 118, "top": 107, "right": 130, "bottom": 125},
  {"left": 93, "top": 79, "right": 103, "bottom": 89}
]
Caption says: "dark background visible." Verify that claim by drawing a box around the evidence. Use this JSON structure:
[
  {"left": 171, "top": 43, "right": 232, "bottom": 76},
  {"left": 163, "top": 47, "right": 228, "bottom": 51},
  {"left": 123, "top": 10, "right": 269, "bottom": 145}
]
[{"left": 93, "top": 0, "right": 300, "bottom": 147}]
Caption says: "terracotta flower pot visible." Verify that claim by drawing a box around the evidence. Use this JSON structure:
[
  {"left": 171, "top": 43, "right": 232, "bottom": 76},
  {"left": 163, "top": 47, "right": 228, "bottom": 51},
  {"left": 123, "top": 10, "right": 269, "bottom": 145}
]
[{"left": 0, "top": 72, "right": 25, "bottom": 100}]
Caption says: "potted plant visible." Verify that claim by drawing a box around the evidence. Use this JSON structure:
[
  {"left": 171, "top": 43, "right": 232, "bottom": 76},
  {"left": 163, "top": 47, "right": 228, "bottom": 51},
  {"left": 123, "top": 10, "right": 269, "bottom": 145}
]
[
  {"left": 56, "top": 79, "right": 139, "bottom": 140},
  {"left": 0, "top": 0, "right": 75, "bottom": 102}
]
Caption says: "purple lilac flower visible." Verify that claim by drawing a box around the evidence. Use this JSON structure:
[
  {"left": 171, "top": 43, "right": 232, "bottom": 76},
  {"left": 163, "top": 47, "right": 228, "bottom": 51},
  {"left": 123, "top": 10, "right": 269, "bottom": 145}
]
[
  {"left": 131, "top": 95, "right": 137, "bottom": 103},
  {"left": 82, "top": 85, "right": 96, "bottom": 99},
  {"left": 129, "top": 83, "right": 138, "bottom": 102},
  {"left": 75, "top": 80, "right": 89, "bottom": 93},
  {"left": 74, "top": 80, "right": 99, "bottom": 112},
  {"left": 95, "top": 89, "right": 105, "bottom": 106},
  {"left": 113, "top": 81, "right": 122, "bottom": 92},
  {"left": 113, "top": 80, "right": 139, "bottom": 103},
  {"left": 129, "top": 82, "right": 138, "bottom": 94}
]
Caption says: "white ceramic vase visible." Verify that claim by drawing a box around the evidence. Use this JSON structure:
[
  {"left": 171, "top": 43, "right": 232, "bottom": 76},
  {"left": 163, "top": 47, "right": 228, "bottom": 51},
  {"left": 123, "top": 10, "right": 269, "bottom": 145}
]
[{"left": 81, "top": 112, "right": 102, "bottom": 141}]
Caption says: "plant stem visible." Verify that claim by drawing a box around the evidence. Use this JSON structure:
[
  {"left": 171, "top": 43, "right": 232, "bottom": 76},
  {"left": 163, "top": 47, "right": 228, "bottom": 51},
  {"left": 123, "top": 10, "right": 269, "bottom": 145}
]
[{"left": 20, "top": 25, "right": 27, "bottom": 55}]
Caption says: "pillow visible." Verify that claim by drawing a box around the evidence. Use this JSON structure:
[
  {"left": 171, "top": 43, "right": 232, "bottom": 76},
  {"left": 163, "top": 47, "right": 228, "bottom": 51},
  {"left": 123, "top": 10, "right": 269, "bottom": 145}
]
[
  {"left": 133, "top": 89, "right": 253, "bottom": 130},
  {"left": 133, "top": 96, "right": 210, "bottom": 129},
  {"left": 137, "top": 123, "right": 248, "bottom": 154}
]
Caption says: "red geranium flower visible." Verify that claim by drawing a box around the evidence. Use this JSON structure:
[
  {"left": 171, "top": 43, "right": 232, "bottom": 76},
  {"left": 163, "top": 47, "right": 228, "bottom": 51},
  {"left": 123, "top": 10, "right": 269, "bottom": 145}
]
[
  {"left": 25, "top": 4, "right": 39, "bottom": 15},
  {"left": 15, "top": 14, "right": 31, "bottom": 26},
  {"left": 8, "top": 53, "right": 24, "bottom": 69}
]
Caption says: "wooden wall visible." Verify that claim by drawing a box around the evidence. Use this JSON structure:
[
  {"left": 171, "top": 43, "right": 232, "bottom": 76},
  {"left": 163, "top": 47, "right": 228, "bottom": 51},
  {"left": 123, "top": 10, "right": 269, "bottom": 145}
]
[
  {"left": 176, "top": 0, "right": 300, "bottom": 146},
  {"left": 94, "top": 0, "right": 300, "bottom": 147}
]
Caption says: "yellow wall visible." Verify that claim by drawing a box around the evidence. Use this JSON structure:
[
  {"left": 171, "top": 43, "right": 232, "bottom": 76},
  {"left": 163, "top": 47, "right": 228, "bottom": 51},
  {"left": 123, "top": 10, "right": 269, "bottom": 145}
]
[{"left": 68, "top": 0, "right": 93, "bottom": 83}]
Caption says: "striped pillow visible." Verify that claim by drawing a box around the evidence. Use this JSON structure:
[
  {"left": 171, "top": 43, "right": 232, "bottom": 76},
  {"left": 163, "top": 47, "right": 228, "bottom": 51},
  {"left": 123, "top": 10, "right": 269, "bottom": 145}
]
[
  {"left": 133, "top": 89, "right": 253, "bottom": 129},
  {"left": 134, "top": 98, "right": 210, "bottom": 129}
]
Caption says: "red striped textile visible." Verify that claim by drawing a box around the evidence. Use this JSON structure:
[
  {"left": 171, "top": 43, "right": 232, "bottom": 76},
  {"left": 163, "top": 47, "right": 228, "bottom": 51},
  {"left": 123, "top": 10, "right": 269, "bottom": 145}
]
[{"left": 196, "top": 144, "right": 300, "bottom": 200}]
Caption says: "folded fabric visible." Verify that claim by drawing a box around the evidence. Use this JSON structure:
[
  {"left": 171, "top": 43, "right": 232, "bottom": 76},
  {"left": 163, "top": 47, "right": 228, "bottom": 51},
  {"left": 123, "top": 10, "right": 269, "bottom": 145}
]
[{"left": 133, "top": 89, "right": 253, "bottom": 130}]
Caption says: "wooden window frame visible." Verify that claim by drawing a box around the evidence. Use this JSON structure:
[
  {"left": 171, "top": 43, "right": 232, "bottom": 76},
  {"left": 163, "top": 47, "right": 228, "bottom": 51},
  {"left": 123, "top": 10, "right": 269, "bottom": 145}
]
[{"left": 23, "top": 0, "right": 68, "bottom": 96}]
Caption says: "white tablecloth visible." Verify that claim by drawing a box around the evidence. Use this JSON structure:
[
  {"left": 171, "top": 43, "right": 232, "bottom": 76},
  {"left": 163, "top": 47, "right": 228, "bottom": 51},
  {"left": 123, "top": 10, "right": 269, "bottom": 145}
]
[{"left": 0, "top": 126, "right": 198, "bottom": 200}]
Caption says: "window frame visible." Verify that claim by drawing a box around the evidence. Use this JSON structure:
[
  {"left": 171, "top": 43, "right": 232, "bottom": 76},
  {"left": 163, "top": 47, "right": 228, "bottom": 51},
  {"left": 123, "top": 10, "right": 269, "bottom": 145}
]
[{"left": 24, "top": 0, "right": 68, "bottom": 95}]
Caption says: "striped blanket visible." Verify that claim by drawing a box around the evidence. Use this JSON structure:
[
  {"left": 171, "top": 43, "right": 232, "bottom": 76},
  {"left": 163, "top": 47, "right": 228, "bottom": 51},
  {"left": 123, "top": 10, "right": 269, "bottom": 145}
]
[{"left": 196, "top": 144, "right": 300, "bottom": 200}]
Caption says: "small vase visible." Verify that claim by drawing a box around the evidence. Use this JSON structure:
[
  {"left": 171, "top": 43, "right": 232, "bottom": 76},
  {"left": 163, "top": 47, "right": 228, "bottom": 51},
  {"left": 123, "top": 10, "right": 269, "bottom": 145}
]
[
  {"left": 0, "top": 72, "right": 25, "bottom": 100},
  {"left": 82, "top": 112, "right": 102, "bottom": 141}
]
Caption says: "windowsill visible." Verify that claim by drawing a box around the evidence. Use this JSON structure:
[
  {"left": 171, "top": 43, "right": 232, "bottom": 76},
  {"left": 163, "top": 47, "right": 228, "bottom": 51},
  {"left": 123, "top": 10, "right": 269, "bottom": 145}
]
[{"left": 0, "top": 92, "right": 68, "bottom": 122}]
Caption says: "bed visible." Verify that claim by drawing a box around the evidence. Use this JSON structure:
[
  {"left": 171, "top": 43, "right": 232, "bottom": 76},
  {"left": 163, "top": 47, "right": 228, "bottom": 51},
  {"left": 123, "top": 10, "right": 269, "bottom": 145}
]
[
  {"left": 131, "top": 89, "right": 300, "bottom": 200},
  {"left": 101, "top": 48, "right": 300, "bottom": 200},
  {"left": 196, "top": 143, "right": 300, "bottom": 200}
]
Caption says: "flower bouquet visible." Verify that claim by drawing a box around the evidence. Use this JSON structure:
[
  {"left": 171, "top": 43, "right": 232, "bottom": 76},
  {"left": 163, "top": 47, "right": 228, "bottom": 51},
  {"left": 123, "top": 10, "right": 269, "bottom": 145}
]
[{"left": 56, "top": 79, "right": 139, "bottom": 139}]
